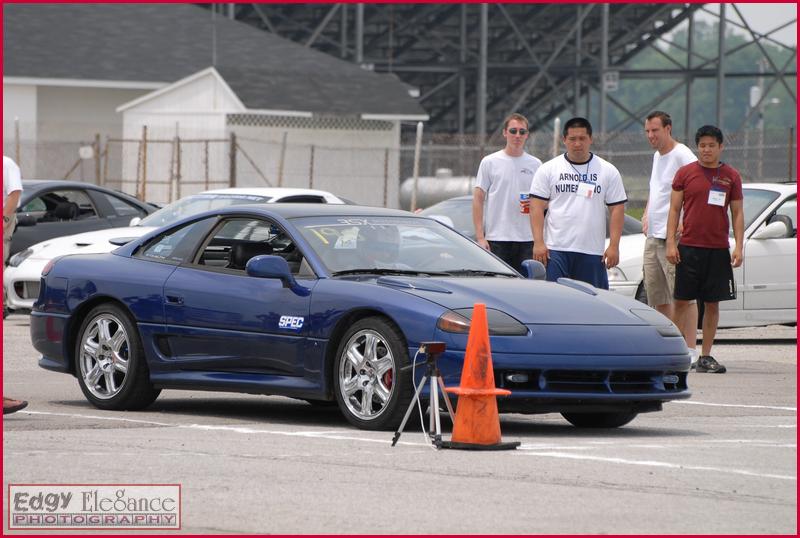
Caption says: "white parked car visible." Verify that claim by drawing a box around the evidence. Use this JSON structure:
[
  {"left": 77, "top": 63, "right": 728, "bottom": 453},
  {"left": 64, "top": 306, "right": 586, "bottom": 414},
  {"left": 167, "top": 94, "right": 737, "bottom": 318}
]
[
  {"left": 608, "top": 183, "right": 797, "bottom": 328},
  {"left": 4, "top": 187, "right": 347, "bottom": 311}
]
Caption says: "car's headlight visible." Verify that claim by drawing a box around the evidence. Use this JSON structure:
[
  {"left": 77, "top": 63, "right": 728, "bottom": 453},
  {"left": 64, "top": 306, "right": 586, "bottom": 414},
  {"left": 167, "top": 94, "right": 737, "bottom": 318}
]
[
  {"left": 607, "top": 266, "right": 628, "bottom": 282},
  {"left": 630, "top": 308, "right": 682, "bottom": 337},
  {"left": 8, "top": 248, "right": 33, "bottom": 267},
  {"left": 437, "top": 308, "right": 528, "bottom": 336}
]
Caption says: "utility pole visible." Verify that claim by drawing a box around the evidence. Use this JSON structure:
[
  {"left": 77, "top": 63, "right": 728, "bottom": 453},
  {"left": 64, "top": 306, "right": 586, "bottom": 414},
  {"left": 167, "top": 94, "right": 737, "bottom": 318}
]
[
  {"left": 599, "top": 4, "right": 609, "bottom": 134},
  {"left": 476, "top": 4, "right": 488, "bottom": 140},
  {"left": 715, "top": 4, "right": 726, "bottom": 130}
]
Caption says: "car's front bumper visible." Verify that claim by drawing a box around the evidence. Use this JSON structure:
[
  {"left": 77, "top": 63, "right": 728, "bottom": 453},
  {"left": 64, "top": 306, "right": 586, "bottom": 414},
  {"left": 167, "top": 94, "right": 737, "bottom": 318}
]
[
  {"left": 415, "top": 347, "right": 691, "bottom": 410},
  {"left": 3, "top": 261, "right": 47, "bottom": 310}
]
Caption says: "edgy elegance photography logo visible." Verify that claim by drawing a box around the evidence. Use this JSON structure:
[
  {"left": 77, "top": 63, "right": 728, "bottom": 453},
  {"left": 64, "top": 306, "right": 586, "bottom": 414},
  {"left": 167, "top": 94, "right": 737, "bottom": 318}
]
[{"left": 8, "top": 484, "right": 181, "bottom": 530}]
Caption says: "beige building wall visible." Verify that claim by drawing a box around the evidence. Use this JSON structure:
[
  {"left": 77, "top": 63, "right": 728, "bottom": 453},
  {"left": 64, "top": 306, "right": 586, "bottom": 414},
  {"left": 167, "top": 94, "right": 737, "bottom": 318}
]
[
  {"left": 2, "top": 83, "right": 37, "bottom": 176},
  {"left": 4, "top": 82, "right": 150, "bottom": 179},
  {"left": 232, "top": 121, "right": 401, "bottom": 208}
]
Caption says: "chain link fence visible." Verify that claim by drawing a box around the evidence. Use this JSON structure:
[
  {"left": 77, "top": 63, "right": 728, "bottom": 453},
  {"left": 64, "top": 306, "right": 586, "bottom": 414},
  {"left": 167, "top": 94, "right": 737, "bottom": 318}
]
[
  {"left": 399, "top": 127, "right": 797, "bottom": 208},
  {"left": 4, "top": 122, "right": 796, "bottom": 209}
]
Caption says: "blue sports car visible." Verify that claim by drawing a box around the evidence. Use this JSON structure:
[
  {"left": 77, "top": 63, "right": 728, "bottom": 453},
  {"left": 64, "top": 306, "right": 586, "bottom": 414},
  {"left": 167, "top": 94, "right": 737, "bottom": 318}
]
[{"left": 31, "top": 204, "right": 690, "bottom": 430}]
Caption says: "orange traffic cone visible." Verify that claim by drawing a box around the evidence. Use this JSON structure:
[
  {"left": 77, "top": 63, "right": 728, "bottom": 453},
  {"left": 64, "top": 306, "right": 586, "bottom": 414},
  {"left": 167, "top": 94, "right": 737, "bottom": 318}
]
[{"left": 443, "top": 303, "right": 519, "bottom": 450}]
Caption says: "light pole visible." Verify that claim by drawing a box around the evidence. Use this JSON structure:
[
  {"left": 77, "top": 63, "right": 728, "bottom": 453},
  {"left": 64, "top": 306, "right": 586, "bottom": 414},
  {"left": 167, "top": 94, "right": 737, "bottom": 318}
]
[{"left": 750, "top": 59, "right": 781, "bottom": 179}]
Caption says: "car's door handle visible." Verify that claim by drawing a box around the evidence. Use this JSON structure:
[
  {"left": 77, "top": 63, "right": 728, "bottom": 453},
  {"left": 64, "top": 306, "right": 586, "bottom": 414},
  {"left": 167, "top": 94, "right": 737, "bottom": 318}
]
[{"left": 165, "top": 295, "right": 184, "bottom": 305}]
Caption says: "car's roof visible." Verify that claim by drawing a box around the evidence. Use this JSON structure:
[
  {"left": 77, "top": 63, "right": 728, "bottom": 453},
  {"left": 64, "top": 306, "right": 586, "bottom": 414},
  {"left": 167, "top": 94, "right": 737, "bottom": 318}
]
[
  {"left": 219, "top": 203, "right": 412, "bottom": 219},
  {"left": 203, "top": 187, "right": 339, "bottom": 197},
  {"left": 433, "top": 195, "right": 472, "bottom": 203},
  {"left": 742, "top": 182, "right": 797, "bottom": 195},
  {"left": 20, "top": 180, "right": 149, "bottom": 204},
  {"left": 23, "top": 179, "right": 115, "bottom": 189}
]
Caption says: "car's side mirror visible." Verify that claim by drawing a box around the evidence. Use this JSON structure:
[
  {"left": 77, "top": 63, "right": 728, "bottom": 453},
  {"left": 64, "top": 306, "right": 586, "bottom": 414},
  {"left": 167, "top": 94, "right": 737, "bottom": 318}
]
[
  {"left": 246, "top": 255, "right": 310, "bottom": 296},
  {"left": 521, "top": 259, "right": 546, "bottom": 280},
  {"left": 129, "top": 216, "right": 142, "bottom": 227},
  {"left": 15, "top": 214, "right": 37, "bottom": 227},
  {"left": 752, "top": 218, "right": 792, "bottom": 240}
]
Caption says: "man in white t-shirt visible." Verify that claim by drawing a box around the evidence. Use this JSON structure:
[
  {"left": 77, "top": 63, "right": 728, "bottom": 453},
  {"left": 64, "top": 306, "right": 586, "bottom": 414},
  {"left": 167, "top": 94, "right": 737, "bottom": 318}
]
[
  {"left": 472, "top": 113, "right": 542, "bottom": 273},
  {"left": 642, "top": 111, "right": 699, "bottom": 363},
  {"left": 4, "top": 155, "right": 23, "bottom": 311},
  {"left": 529, "top": 117, "right": 626, "bottom": 289},
  {"left": 3, "top": 155, "right": 28, "bottom": 415}
]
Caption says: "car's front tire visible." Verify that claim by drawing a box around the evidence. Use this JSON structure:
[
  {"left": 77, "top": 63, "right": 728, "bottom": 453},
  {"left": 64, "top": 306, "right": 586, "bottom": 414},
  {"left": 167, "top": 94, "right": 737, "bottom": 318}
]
[
  {"left": 561, "top": 411, "right": 638, "bottom": 428},
  {"left": 75, "top": 303, "right": 160, "bottom": 410},
  {"left": 333, "top": 317, "right": 412, "bottom": 430}
]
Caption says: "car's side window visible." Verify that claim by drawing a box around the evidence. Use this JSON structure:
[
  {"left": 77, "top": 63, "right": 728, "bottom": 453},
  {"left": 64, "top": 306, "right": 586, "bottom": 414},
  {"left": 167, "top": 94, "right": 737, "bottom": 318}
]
[
  {"left": 19, "top": 197, "right": 46, "bottom": 213},
  {"left": 97, "top": 192, "right": 147, "bottom": 217},
  {"left": 136, "top": 217, "right": 217, "bottom": 265},
  {"left": 22, "top": 190, "right": 99, "bottom": 222},
  {"left": 193, "top": 217, "right": 314, "bottom": 277},
  {"left": 773, "top": 198, "right": 797, "bottom": 237}
]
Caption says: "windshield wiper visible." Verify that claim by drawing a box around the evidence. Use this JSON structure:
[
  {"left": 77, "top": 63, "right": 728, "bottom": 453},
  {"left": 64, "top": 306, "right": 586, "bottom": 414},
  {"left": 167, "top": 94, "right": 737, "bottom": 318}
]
[
  {"left": 332, "top": 268, "right": 451, "bottom": 277},
  {"left": 444, "top": 269, "right": 518, "bottom": 277}
]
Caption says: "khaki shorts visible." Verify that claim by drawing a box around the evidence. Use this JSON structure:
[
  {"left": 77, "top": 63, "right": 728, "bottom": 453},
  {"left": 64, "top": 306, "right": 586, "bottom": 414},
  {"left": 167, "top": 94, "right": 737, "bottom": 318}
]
[
  {"left": 3, "top": 213, "right": 16, "bottom": 265},
  {"left": 4, "top": 213, "right": 17, "bottom": 309},
  {"left": 642, "top": 237, "right": 675, "bottom": 307}
]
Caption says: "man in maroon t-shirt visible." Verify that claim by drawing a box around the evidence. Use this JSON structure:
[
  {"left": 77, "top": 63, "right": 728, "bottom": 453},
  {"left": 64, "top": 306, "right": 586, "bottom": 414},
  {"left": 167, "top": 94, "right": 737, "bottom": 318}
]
[{"left": 666, "top": 125, "right": 744, "bottom": 374}]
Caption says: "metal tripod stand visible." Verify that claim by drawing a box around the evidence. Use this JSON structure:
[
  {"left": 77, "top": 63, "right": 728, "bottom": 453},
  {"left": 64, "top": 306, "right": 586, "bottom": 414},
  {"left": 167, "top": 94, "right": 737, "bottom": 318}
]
[{"left": 391, "top": 342, "right": 455, "bottom": 449}]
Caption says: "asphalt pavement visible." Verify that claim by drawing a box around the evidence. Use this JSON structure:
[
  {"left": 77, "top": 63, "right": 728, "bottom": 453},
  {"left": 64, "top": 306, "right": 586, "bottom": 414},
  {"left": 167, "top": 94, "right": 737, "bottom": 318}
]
[{"left": 2, "top": 314, "right": 796, "bottom": 534}]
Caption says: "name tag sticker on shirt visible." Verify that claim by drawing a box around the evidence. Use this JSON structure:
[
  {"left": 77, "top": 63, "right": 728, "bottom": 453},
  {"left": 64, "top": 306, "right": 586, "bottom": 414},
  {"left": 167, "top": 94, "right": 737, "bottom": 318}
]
[
  {"left": 576, "top": 182, "right": 595, "bottom": 198},
  {"left": 708, "top": 188, "right": 726, "bottom": 207}
]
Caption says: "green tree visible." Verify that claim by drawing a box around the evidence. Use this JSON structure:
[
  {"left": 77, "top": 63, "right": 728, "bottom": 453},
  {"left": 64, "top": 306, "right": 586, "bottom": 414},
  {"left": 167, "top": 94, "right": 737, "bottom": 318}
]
[{"left": 606, "top": 20, "right": 796, "bottom": 133}]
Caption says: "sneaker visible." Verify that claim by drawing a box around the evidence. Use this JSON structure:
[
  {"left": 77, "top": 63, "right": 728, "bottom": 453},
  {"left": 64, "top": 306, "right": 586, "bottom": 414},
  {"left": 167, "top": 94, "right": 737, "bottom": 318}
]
[
  {"left": 3, "top": 397, "right": 28, "bottom": 414},
  {"left": 696, "top": 355, "right": 727, "bottom": 374}
]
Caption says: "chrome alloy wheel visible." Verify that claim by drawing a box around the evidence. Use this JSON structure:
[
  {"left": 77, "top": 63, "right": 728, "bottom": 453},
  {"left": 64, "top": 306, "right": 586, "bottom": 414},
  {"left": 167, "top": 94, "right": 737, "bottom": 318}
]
[
  {"left": 338, "top": 329, "right": 396, "bottom": 421},
  {"left": 79, "top": 313, "right": 130, "bottom": 400}
]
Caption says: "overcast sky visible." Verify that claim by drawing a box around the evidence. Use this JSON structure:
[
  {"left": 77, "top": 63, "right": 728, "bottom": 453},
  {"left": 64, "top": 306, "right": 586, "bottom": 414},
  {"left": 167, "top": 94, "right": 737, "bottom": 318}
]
[{"left": 699, "top": 3, "right": 797, "bottom": 47}]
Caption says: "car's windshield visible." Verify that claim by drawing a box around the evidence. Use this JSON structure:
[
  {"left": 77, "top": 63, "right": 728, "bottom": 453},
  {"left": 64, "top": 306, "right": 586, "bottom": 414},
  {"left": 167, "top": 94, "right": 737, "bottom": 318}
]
[
  {"left": 731, "top": 188, "right": 781, "bottom": 236},
  {"left": 292, "top": 215, "right": 518, "bottom": 276},
  {"left": 139, "top": 193, "right": 271, "bottom": 227}
]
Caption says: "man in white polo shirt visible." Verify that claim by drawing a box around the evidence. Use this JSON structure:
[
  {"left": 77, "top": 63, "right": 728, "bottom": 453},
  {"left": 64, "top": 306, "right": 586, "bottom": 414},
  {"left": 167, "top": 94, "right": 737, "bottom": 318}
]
[
  {"left": 529, "top": 117, "right": 626, "bottom": 289},
  {"left": 472, "top": 113, "right": 542, "bottom": 273}
]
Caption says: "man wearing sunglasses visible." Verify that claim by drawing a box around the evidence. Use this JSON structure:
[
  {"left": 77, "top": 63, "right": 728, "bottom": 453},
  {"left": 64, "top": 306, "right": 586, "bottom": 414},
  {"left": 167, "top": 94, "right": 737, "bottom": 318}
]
[
  {"left": 472, "top": 113, "right": 542, "bottom": 273},
  {"left": 529, "top": 117, "right": 627, "bottom": 289}
]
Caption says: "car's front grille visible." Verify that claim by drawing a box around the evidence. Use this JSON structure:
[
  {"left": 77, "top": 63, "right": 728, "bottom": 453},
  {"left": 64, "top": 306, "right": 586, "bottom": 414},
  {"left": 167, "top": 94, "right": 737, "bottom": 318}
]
[
  {"left": 14, "top": 281, "right": 40, "bottom": 300},
  {"left": 496, "top": 369, "right": 687, "bottom": 394}
]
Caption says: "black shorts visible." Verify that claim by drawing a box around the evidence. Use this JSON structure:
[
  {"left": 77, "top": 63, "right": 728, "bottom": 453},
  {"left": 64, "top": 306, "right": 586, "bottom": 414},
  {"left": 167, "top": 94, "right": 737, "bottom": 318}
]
[
  {"left": 674, "top": 245, "right": 736, "bottom": 302},
  {"left": 487, "top": 241, "right": 533, "bottom": 274}
]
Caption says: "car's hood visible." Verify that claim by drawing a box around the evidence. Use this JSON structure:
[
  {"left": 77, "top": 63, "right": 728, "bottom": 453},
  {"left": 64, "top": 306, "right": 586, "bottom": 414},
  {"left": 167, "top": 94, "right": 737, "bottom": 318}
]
[
  {"left": 27, "top": 227, "right": 155, "bottom": 260},
  {"left": 376, "top": 276, "right": 656, "bottom": 326}
]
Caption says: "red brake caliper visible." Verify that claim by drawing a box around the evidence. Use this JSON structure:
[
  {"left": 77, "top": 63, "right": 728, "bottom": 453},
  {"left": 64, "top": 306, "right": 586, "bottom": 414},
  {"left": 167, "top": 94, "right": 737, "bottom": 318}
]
[{"left": 382, "top": 369, "right": 393, "bottom": 389}]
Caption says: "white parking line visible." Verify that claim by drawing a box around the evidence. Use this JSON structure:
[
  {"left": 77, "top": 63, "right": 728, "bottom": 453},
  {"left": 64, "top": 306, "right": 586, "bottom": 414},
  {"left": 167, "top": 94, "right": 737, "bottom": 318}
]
[
  {"left": 15, "top": 410, "right": 797, "bottom": 480},
  {"left": 517, "top": 451, "right": 796, "bottom": 481},
  {"left": 20, "top": 410, "right": 428, "bottom": 447},
  {"left": 23, "top": 410, "right": 173, "bottom": 426},
  {"left": 674, "top": 400, "right": 796, "bottom": 411}
]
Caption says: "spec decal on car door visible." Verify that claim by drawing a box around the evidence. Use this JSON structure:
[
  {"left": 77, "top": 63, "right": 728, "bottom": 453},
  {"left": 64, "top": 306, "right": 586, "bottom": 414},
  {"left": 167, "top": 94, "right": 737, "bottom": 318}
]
[{"left": 279, "top": 316, "right": 304, "bottom": 330}]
